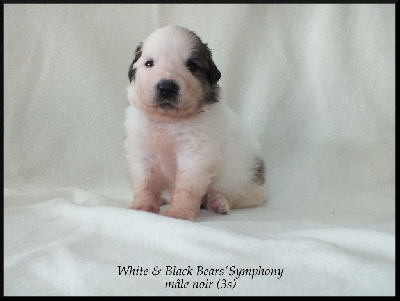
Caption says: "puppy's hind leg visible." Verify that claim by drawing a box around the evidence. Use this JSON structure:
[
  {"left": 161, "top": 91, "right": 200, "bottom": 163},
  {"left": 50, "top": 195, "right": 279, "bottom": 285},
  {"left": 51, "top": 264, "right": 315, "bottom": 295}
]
[
  {"left": 204, "top": 190, "right": 231, "bottom": 214},
  {"left": 229, "top": 185, "right": 266, "bottom": 209}
]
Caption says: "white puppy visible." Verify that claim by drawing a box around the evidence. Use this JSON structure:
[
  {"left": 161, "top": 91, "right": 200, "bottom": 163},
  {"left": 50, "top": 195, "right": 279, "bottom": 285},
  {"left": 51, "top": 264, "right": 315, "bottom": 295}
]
[{"left": 125, "top": 25, "right": 266, "bottom": 221}]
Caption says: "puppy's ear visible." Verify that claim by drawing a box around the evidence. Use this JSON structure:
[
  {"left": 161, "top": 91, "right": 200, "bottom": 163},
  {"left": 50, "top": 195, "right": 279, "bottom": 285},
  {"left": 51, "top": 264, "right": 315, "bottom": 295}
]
[
  {"left": 128, "top": 43, "right": 143, "bottom": 82},
  {"left": 208, "top": 59, "right": 221, "bottom": 85},
  {"left": 196, "top": 39, "right": 221, "bottom": 85}
]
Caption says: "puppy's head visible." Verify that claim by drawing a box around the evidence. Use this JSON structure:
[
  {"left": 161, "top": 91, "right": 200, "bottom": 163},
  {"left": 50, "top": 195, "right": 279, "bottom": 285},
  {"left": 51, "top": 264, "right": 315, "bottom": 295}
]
[{"left": 127, "top": 26, "right": 221, "bottom": 122}]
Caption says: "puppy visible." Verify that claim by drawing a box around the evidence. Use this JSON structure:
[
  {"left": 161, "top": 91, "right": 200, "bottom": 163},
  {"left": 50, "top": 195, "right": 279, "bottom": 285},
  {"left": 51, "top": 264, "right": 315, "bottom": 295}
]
[{"left": 125, "top": 25, "right": 266, "bottom": 221}]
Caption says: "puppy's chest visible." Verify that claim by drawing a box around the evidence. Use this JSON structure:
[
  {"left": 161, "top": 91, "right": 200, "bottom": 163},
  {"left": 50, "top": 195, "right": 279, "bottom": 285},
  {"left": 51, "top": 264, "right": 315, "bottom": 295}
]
[
  {"left": 139, "top": 121, "right": 205, "bottom": 178},
  {"left": 143, "top": 125, "right": 180, "bottom": 176},
  {"left": 148, "top": 127, "right": 175, "bottom": 157}
]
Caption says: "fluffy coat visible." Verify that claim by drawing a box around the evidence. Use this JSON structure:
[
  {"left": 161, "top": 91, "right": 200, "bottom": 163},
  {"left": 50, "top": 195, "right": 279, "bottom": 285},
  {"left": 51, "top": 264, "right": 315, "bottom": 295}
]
[{"left": 125, "top": 26, "right": 266, "bottom": 221}]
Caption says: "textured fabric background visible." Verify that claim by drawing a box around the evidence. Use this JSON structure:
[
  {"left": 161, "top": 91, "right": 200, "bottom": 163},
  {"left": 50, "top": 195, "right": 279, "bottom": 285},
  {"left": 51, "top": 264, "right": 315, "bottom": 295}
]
[{"left": 4, "top": 4, "right": 395, "bottom": 296}]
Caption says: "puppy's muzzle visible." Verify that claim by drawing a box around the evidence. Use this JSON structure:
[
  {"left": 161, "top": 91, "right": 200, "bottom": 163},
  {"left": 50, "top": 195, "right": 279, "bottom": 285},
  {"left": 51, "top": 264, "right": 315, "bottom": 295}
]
[{"left": 155, "top": 79, "right": 180, "bottom": 109}]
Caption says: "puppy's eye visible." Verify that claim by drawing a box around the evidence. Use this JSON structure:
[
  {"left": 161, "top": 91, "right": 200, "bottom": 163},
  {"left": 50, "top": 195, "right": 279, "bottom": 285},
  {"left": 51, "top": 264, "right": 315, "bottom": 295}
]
[
  {"left": 145, "top": 60, "right": 154, "bottom": 67},
  {"left": 187, "top": 61, "right": 198, "bottom": 72}
]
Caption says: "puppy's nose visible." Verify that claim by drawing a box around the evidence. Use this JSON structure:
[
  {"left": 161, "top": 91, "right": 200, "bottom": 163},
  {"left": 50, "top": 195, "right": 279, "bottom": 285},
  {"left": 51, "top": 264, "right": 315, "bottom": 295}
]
[{"left": 156, "top": 80, "right": 179, "bottom": 99}]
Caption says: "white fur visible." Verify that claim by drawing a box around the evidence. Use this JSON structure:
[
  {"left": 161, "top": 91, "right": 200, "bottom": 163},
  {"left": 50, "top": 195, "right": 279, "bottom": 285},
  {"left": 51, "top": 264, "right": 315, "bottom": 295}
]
[{"left": 125, "top": 26, "right": 266, "bottom": 221}]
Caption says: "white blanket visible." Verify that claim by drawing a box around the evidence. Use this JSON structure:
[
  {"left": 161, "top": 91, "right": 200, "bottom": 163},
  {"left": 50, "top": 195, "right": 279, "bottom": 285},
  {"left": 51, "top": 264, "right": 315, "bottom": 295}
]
[{"left": 4, "top": 4, "right": 395, "bottom": 296}]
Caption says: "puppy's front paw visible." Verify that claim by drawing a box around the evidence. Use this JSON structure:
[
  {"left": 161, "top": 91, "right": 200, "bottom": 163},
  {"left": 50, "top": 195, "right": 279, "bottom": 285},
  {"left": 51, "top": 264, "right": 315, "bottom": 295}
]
[
  {"left": 164, "top": 207, "right": 197, "bottom": 221},
  {"left": 206, "top": 190, "right": 230, "bottom": 214},
  {"left": 130, "top": 202, "right": 160, "bottom": 214}
]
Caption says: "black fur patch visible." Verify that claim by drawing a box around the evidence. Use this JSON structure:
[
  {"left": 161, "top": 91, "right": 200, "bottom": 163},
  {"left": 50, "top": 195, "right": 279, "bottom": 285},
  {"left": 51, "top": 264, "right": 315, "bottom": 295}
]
[
  {"left": 128, "top": 43, "right": 143, "bottom": 82},
  {"left": 251, "top": 157, "right": 266, "bottom": 185},
  {"left": 201, "top": 85, "right": 220, "bottom": 105},
  {"left": 207, "top": 55, "right": 221, "bottom": 85},
  {"left": 185, "top": 54, "right": 220, "bottom": 105},
  {"left": 186, "top": 29, "right": 221, "bottom": 86},
  {"left": 185, "top": 35, "right": 221, "bottom": 106}
]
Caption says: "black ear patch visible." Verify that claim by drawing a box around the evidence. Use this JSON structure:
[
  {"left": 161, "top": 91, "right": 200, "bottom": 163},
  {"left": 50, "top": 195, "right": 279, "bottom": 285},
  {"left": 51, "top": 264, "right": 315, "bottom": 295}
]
[
  {"left": 208, "top": 59, "right": 221, "bottom": 85},
  {"left": 202, "top": 44, "right": 221, "bottom": 85},
  {"left": 128, "top": 43, "right": 143, "bottom": 82},
  {"left": 187, "top": 30, "right": 221, "bottom": 86}
]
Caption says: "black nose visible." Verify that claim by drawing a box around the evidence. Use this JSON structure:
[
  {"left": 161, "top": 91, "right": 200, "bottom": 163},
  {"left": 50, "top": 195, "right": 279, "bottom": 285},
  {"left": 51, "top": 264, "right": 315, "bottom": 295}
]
[{"left": 156, "top": 80, "right": 179, "bottom": 99}]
